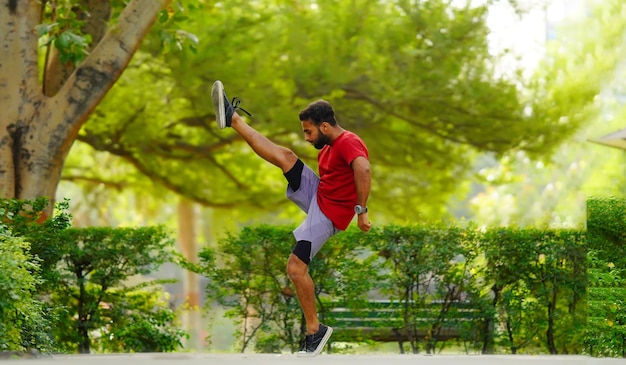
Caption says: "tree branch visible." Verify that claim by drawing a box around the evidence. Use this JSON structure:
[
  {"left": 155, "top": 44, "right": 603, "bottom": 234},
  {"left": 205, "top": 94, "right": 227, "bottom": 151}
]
[
  {"left": 43, "top": 0, "right": 113, "bottom": 97},
  {"left": 62, "top": 175, "right": 128, "bottom": 190},
  {"left": 48, "top": 0, "right": 172, "bottom": 160},
  {"left": 343, "top": 86, "right": 524, "bottom": 152},
  {"left": 75, "top": 133, "right": 278, "bottom": 209}
]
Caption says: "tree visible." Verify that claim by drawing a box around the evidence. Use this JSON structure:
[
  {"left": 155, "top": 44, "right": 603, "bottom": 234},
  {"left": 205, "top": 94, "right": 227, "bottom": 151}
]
[
  {"left": 0, "top": 0, "right": 173, "bottom": 214},
  {"left": 65, "top": 0, "right": 590, "bottom": 224}
]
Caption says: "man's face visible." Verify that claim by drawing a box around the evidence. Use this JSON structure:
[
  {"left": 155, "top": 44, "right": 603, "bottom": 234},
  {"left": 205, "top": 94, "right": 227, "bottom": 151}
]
[{"left": 302, "top": 120, "right": 330, "bottom": 150}]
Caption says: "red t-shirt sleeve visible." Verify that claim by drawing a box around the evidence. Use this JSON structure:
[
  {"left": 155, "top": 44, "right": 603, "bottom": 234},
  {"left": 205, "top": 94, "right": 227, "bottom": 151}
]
[{"left": 337, "top": 135, "right": 369, "bottom": 165}]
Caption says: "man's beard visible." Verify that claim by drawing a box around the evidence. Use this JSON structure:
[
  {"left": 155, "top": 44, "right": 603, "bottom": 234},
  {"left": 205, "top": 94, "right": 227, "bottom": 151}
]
[{"left": 313, "top": 128, "right": 330, "bottom": 149}]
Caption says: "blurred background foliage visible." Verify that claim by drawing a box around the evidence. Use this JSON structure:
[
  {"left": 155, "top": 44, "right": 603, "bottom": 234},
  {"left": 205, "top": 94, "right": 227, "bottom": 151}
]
[{"left": 59, "top": 0, "right": 626, "bottom": 230}]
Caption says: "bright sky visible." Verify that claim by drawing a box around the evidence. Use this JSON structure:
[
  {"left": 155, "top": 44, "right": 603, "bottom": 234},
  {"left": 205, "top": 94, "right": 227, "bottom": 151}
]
[{"left": 485, "top": 0, "right": 586, "bottom": 77}]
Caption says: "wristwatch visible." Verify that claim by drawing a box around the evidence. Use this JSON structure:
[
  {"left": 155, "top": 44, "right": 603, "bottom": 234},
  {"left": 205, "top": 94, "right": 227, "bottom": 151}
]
[{"left": 354, "top": 205, "right": 368, "bottom": 215}]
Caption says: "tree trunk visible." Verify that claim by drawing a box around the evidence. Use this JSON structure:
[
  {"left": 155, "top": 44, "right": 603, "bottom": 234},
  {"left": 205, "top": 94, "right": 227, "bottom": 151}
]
[
  {"left": 178, "top": 198, "right": 202, "bottom": 350},
  {"left": 547, "top": 290, "right": 558, "bottom": 354},
  {"left": 77, "top": 273, "right": 91, "bottom": 354},
  {"left": 482, "top": 285, "right": 501, "bottom": 354},
  {"left": 505, "top": 319, "right": 517, "bottom": 354},
  {"left": 0, "top": 0, "right": 171, "bottom": 213}
]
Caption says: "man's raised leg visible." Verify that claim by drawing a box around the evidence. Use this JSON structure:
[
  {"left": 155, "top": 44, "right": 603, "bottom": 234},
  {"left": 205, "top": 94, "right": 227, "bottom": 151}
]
[
  {"left": 211, "top": 80, "right": 297, "bottom": 173},
  {"left": 230, "top": 113, "right": 298, "bottom": 173}
]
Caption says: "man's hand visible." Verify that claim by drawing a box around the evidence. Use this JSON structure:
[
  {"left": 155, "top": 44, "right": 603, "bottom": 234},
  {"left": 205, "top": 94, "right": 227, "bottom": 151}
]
[{"left": 357, "top": 212, "right": 372, "bottom": 232}]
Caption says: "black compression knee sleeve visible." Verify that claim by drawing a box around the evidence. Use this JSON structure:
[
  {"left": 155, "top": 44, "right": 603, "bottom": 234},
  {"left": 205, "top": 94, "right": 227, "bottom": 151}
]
[
  {"left": 284, "top": 159, "right": 304, "bottom": 191},
  {"left": 292, "top": 240, "right": 312, "bottom": 265}
]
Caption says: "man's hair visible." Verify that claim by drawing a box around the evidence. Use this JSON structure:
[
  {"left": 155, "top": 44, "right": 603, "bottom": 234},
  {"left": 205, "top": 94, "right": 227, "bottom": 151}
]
[{"left": 299, "top": 100, "right": 337, "bottom": 126}]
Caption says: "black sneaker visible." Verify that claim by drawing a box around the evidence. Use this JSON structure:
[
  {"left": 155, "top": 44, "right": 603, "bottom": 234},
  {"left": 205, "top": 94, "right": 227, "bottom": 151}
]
[
  {"left": 211, "top": 80, "right": 252, "bottom": 129},
  {"left": 297, "top": 324, "right": 333, "bottom": 356}
]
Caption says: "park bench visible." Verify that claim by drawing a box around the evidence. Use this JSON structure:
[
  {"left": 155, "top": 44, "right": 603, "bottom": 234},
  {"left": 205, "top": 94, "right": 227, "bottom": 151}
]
[{"left": 325, "top": 299, "right": 478, "bottom": 351}]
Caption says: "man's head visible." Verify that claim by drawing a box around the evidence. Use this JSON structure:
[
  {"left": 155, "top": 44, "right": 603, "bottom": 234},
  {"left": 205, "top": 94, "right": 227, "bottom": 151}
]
[
  {"left": 299, "top": 100, "right": 337, "bottom": 126},
  {"left": 299, "top": 100, "right": 338, "bottom": 149}
]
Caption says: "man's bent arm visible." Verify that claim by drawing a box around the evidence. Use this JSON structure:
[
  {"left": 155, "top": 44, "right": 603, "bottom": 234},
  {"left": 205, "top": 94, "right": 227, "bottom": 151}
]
[
  {"left": 352, "top": 156, "right": 371, "bottom": 232},
  {"left": 352, "top": 156, "right": 370, "bottom": 206}
]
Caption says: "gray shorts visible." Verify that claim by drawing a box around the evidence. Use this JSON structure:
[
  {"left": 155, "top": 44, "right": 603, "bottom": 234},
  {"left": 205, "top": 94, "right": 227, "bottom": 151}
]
[{"left": 286, "top": 163, "right": 340, "bottom": 262}]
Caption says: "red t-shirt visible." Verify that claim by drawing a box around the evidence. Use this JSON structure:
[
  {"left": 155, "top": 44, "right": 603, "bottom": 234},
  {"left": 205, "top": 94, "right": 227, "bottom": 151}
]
[{"left": 317, "top": 131, "right": 369, "bottom": 230}]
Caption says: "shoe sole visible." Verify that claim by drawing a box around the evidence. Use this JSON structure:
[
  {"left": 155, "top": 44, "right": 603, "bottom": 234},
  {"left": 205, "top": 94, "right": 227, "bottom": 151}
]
[
  {"left": 297, "top": 326, "right": 333, "bottom": 357},
  {"left": 211, "top": 80, "right": 226, "bottom": 129}
]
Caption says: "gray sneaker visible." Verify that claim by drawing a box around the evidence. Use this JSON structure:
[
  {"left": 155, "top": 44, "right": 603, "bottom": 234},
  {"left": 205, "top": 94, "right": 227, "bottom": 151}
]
[
  {"left": 297, "top": 324, "right": 333, "bottom": 356},
  {"left": 211, "top": 80, "right": 252, "bottom": 129}
]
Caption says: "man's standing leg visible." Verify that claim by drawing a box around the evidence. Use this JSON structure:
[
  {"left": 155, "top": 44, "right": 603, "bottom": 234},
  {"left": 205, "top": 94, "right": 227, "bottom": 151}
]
[
  {"left": 288, "top": 195, "right": 336, "bottom": 355},
  {"left": 288, "top": 253, "right": 333, "bottom": 355},
  {"left": 287, "top": 253, "right": 319, "bottom": 334}
]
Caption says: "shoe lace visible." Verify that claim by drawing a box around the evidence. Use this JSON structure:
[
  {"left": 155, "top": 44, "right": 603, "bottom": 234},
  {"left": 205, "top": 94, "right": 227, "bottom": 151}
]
[{"left": 231, "top": 97, "right": 253, "bottom": 117}]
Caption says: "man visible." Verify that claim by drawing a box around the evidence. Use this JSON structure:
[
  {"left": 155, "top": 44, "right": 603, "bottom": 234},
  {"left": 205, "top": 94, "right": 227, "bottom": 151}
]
[{"left": 211, "top": 80, "right": 371, "bottom": 356}]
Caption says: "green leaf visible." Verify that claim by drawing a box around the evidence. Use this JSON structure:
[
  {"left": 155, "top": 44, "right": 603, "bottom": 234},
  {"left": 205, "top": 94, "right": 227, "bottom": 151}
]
[
  {"left": 158, "top": 9, "right": 170, "bottom": 24},
  {"left": 56, "top": 32, "right": 71, "bottom": 49},
  {"left": 35, "top": 22, "right": 58, "bottom": 37}
]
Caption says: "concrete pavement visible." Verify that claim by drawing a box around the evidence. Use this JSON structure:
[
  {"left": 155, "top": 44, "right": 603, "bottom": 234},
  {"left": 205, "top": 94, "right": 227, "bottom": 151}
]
[{"left": 6, "top": 353, "right": 626, "bottom": 364}]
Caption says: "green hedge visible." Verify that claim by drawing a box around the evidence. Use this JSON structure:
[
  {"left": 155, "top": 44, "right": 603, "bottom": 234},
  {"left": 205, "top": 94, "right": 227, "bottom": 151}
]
[
  {"left": 586, "top": 197, "right": 626, "bottom": 357},
  {"left": 0, "top": 198, "right": 187, "bottom": 355},
  {"left": 191, "top": 197, "right": 626, "bottom": 356},
  {"left": 355, "top": 224, "right": 586, "bottom": 354},
  {"left": 194, "top": 222, "right": 588, "bottom": 355},
  {"left": 189, "top": 225, "right": 378, "bottom": 353}
]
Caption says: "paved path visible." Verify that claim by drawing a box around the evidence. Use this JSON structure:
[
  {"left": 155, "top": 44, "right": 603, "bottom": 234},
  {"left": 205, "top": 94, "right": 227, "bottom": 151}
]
[{"left": 9, "top": 353, "right": 625, "bottom": 364}]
